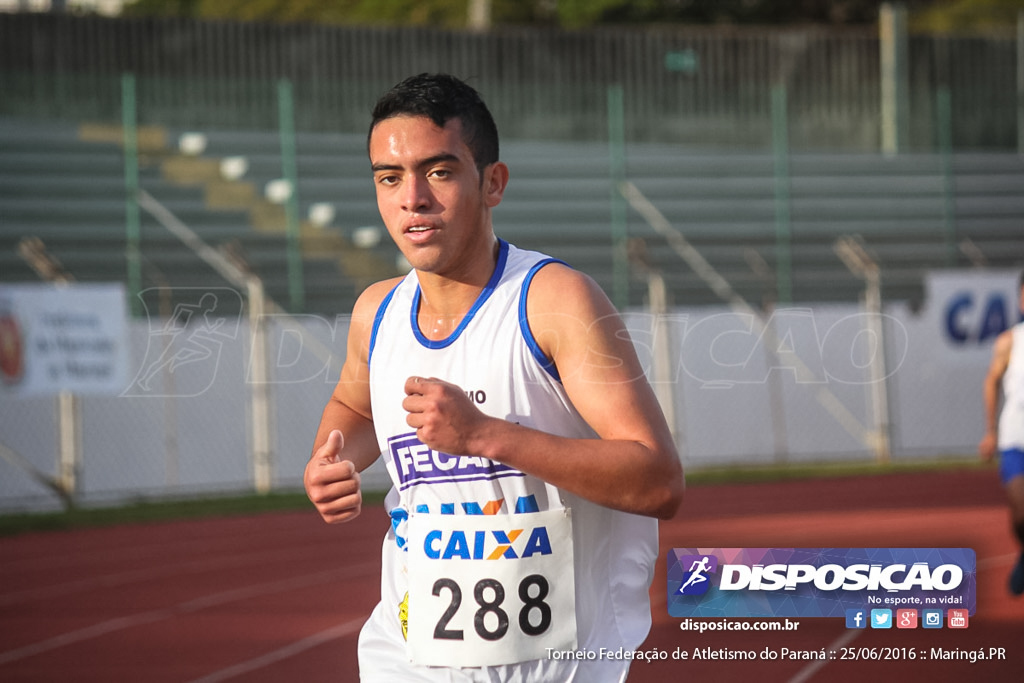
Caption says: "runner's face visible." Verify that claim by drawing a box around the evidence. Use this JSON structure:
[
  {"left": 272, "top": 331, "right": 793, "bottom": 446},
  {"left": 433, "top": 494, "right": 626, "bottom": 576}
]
[{"left": 369, "top": 115, "right": 505, "bottom": 279}]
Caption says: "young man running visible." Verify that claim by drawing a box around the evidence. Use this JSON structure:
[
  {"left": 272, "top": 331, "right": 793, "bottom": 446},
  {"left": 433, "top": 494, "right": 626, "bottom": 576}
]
[
  {"left": 979, "top": 271, "right": 1024, "bottom": 595},
  {"left": 305, "top": 73, "right": 684, "bottom": 681}
]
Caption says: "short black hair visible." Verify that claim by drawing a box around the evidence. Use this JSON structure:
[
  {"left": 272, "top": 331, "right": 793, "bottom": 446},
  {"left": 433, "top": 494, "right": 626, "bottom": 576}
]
[{"left": 368, "top": 73, "right": 499, "bottom": 172}]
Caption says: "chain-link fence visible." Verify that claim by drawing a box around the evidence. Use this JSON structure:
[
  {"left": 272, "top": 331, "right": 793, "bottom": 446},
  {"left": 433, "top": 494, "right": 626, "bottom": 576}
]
[
  {"left": 1, "top": 283, "right": 1009, "bottom": 512},
  {"left": 1, "top": 12, "right": 1022, "bottom": 150}
]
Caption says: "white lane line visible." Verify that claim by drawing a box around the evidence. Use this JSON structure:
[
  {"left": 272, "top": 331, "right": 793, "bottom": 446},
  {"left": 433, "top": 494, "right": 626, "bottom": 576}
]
[
  {"left": 0, "top": 548, "right": 297, "bottom": 607},
  {"left": 0, "top": 562, "right": 377, "bottom": 665},
  {"left": 0, "top": 609, "right": 174, "bottom": 665},
  {"left": 186, "top": 618, "right": 365, "bottom": 683},
  {"left": 0, "top": 541, "right": 337, "bottom": 607},
  {"left": 978, "top": 552, "right": 1017, "bottom": 569}
]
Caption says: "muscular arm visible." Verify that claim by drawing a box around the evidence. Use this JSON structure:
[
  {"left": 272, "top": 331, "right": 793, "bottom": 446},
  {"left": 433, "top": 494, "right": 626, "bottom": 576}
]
[
  {"left": 404, "top": 264, "right": 684, "bottom": 519},
  {"left": 305, "top": 278, "right": 399, "bottom": 523},
  {"left": 980, "top": 329, "right": 1012, "bottom": 461}
]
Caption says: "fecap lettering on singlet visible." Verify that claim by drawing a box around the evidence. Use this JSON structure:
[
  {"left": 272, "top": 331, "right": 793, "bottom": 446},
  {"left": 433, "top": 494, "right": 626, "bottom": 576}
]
[{"left": 388, "top": 432, "right": 524, "bottom": 490}]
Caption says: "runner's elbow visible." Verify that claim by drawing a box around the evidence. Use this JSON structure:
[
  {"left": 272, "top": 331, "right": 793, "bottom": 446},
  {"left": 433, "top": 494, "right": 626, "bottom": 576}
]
[
  {"left": 653, "top": 479, "right": 685, "bottom": 520},
  {"left": 644, "top": 463, "right": 684, "bottom": 520}
]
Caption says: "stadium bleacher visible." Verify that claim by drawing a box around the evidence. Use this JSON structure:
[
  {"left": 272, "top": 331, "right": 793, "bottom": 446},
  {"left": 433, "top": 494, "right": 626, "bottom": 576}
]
[
  {"left": 3, "top": 116, "right": 1023, "bottom": 315},
  {"left": 0, "top": 117, "right": 400, "bottom": 316}
]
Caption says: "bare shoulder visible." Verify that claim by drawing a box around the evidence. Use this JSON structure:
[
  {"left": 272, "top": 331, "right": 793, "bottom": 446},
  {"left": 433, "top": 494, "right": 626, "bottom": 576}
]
[
  {"left": 525, "top": 261, "right": 616, "bottom": 321},
  {"left": 985, "top": 326, "right": 1015, "bottom": 377},
  {"left": 344, "top": 276, "right": 406, "bottom": 367},
  {"left": 352, "top": 276, "right": 406, "bottom": 321},
  {"left": 329, "top": 276, "right": 406, "bottom": 416},
  {"left": 524, "top": 261, "right": 640, "bottom": 381},
  {"left": 993, "top": 326, "right": 1014, "bottom": 356}
]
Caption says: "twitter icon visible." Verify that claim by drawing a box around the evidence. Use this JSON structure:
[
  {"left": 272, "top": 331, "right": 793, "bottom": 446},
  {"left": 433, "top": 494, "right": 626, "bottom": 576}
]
[{"left": 870, "top": 609, "right": 892, "bottom": 629}]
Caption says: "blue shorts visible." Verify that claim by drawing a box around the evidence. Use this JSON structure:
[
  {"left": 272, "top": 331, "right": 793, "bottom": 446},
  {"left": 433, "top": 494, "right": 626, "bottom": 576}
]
[{"left": 1000, "top": 448, "right": 1024, "bottom": 485}]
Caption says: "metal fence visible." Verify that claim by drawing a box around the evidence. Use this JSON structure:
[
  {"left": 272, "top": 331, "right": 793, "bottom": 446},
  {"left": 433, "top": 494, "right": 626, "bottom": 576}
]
[
  {"left": 0, "top": 287, "right": 1007, "bottom": 513},
  {"left": 0, "top": 12, "right": 1021, "bottom": 150}
]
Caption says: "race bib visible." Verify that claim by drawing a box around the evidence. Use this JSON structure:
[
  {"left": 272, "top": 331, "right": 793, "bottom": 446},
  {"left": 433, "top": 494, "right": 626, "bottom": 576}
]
[{"left": 406, "top": 508, "right": 576, "bottom": 668}]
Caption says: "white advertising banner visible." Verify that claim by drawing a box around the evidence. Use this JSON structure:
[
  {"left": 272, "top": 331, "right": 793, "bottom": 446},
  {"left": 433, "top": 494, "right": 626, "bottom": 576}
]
[
  {"left": 0, "top": 283, "right": 128, "bottom": 396},
  {"left": 923, "top": 269, "right": 1022, "bottom": 358}
]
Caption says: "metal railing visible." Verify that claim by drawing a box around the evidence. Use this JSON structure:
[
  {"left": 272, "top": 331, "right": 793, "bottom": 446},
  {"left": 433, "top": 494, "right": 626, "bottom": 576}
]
[{"left": 1, "top": 12, "right": 1021, "bottom": 150}]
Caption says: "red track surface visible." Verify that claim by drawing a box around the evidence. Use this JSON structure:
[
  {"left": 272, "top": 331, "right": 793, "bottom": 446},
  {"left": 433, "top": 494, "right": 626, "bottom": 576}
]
[{"left": 1, "top": 467, "right": 1021, "bottom": 681}]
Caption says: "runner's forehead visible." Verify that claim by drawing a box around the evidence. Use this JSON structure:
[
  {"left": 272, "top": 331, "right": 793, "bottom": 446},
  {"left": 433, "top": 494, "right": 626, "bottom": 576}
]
[{"left": 369, "top": 116, "right": 471, "bottom": 167}]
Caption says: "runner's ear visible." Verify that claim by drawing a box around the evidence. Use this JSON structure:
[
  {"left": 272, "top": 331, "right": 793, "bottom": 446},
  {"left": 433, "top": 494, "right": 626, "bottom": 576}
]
[{"left": 482, "top": 162, "right": 508, "bottom": 208}]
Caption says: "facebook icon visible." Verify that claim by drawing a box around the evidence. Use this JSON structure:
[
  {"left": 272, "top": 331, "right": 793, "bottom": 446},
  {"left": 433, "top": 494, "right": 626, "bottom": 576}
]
[{"left": 845, "top": 609, "right": 867, "bottom": 629}]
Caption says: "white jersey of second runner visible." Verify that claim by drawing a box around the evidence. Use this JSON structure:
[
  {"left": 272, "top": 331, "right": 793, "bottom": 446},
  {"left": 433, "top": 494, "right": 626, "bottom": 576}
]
[
  {"left": 999, "top": 322, "right": 1024, "bottom": 450},
  {"left": 360, "top": 240, "right": 658, "bottom": 681}
]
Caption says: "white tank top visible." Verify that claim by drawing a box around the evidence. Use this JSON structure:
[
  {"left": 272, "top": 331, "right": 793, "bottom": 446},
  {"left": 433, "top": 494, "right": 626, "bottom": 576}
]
[
  {"left": 999, "top": 322, "right": 1024, "bottom": 449},
  {"left": 367, "top": 240, "right": 657, "bottom": 672}
]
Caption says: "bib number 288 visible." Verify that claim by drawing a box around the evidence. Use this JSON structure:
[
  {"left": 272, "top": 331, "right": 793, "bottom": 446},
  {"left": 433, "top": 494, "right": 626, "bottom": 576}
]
[
  {"left": 432, "top": 573, "right": 552, "bottom": 641},
  {"left": 406, "top": 509, "right": 576, "bottom": 667}
]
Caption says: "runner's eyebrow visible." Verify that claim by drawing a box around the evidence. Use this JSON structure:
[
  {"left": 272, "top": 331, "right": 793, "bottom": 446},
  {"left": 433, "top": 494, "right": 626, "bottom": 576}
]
[{"left": 372, "top": 153, "right": 461, "bottom": 174}]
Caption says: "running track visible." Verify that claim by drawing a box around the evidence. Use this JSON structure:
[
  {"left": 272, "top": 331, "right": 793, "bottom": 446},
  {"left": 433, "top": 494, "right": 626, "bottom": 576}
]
[{"left": 1, "top": 467, "right": 1021, "bottom": 681}]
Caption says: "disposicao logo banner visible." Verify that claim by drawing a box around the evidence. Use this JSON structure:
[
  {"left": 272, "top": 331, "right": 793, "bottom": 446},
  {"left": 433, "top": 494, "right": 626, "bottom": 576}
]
[{"left": 667, "top": 548, "right": 976, "bottom": 618}]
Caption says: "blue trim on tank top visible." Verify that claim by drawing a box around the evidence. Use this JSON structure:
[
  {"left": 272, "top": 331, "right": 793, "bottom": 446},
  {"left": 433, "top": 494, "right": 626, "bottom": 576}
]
[
  {"left": 367, "top": 283, "right": 400, "bottom": 368},
  {"left": 409, "top": 239, "right": 510, "bottom": 349},
  {"left": 519, "top": 258, "right": 568, "bottom": 382}
]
